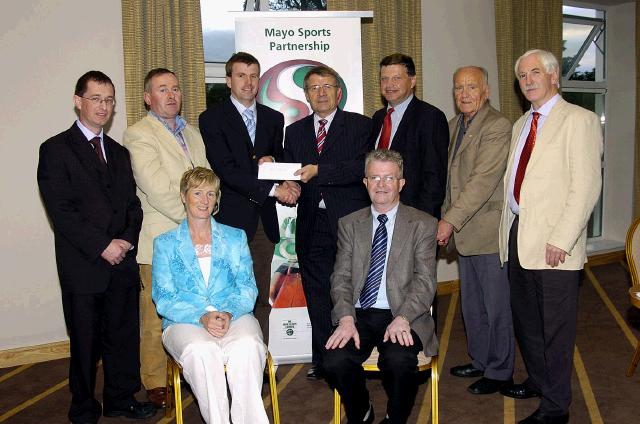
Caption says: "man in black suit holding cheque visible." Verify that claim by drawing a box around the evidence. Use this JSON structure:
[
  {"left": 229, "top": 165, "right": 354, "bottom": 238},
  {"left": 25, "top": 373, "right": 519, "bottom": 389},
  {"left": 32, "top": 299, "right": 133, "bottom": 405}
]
[{"left": 283, "top": 65, "right": 372, "bottom": 380}]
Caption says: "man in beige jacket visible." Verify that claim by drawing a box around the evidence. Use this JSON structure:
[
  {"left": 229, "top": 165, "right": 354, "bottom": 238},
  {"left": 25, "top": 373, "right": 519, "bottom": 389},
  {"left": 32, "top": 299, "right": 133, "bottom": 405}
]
[
  {"left": 438, "top": 66, "right": 514, "bottom": 395},
  {"left": 123, "top": 68, "right": 209, "bottom": 408},
  {"left": 498, "top": 50, "right": 602, "bottom": 424}
]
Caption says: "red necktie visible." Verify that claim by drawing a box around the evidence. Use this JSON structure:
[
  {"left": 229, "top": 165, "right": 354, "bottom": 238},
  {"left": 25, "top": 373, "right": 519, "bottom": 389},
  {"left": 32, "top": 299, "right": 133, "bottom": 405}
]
[
  {"left": 90, "top": 137, "right": 107, "bottom": 166},
  {"left": 513, "top": 112, "right": 540, "bottom": 204},
  {"left": 378, "top": 107, "right": 394, "bottom": 149},
  {"left": 316, "top": 119, "right": 327, "bottom": 154}
]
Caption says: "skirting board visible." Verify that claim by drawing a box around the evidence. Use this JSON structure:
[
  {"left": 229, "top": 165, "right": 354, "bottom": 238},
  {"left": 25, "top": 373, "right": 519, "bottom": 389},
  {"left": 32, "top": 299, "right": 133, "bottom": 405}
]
[
  {"left": 0, "top": 340, "right": 69, "bottom": 368},
  {"left": 0, "top": 250, "right": 624, "bottom": 369}
]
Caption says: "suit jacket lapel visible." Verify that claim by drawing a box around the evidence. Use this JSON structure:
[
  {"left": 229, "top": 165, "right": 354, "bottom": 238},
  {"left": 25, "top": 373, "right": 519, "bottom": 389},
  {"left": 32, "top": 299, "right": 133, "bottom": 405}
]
[
  {"left": 526, "top": 98, "right": 566, "bottom": 171},
  {"left": 176, "top": 220, "right": 206, "bottom": 292},
  {"left": 386, "top": 204, "right": 410, "bottom": 278},
  {"left": 303, "top": 115, "right": 319, "bottom": 158},
  {"left": 455, "top": 103, "right": 491, "bottom": 158},
  {"left": 68, "top": 124, "right": 111, "bottom": 186},
  {"left": 392, "top": 97, "right": 417, "bottom": 150},
  {"left": 320, "top": 109, "right": 345, "bottom": 156},
  {"left": 207, "top": 218, "right": 224, "bottom": 289},
  {"left": 355, "top": 209, "right": 374, "bottom": 292},
  {"left": 224, "top": 98, "right": 255, "bottom": 155}
]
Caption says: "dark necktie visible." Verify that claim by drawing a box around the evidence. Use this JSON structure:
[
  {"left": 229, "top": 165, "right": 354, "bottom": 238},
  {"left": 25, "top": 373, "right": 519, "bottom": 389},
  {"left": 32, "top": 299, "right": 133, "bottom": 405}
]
[
  {"left": 90, "top": 137, "right": 107, "bottom": 166},
  {"left": 360, "top": 214, "right": 389, "bottom": 309},
  {"left": 316, "top": 118, "right": 327, "bottom": 153},
  {"left": 378, "top": 107, "right": 394, "bottom": 149},
  {"left": 513, "top": 112, "right": 540, "bottom": 204}
]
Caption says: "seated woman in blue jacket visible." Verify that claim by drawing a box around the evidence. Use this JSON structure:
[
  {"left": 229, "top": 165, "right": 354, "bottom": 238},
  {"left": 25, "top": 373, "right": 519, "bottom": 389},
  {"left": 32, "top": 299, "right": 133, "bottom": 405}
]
[{"left": 152, "top": 167, "right": 268, "bottom": 424}]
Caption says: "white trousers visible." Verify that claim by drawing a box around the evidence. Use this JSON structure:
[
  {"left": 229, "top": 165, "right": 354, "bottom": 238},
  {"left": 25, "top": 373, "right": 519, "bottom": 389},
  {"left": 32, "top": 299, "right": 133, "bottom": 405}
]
[{"left": 162, "top": 314, "right": 269, "bottom": 424}]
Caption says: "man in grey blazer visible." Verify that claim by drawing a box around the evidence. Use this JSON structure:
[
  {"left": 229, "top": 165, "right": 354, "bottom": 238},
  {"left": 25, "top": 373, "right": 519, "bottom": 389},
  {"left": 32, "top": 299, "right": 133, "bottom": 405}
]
[
  {"left": 324, "top": 149, "right": 438, "bottom": 424},
  {"left": 438, "top": 66, "right": 515, "bottom": 395}
]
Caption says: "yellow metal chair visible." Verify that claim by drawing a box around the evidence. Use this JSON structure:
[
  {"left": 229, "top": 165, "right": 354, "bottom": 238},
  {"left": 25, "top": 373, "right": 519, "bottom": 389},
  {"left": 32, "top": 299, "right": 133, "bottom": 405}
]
[
  {"left": 626, "top": 217, "right": 640, "bottom": 376},
  {"left": 165, "top": 351, "right": 280, "bottom": 424},
  {"left": 333, "top": 348, "right": 438, "bottom": 424}
]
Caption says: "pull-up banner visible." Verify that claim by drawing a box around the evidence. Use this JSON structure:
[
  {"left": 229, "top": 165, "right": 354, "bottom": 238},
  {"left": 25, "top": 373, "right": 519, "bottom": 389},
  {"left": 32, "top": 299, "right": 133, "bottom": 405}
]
[{"left": 235, "top": 11, "right": 373, "bottom": 365}]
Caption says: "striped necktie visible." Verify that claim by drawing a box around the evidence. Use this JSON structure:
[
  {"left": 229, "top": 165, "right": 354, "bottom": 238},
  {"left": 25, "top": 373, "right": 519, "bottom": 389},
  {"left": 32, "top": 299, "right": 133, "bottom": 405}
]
[
  {"left": 316, "top": 118, "right": 327, "bottom": 153},
  {"left": 243, "top": 108, "right": 256, "bottom": 145},
  {"left": 359, "top": 214, "right": 388, "bottom": 309}
]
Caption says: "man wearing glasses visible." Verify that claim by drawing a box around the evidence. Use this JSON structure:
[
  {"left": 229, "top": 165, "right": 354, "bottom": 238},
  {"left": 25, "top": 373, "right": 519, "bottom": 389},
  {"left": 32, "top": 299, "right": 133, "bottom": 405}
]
[
  {"left": 283, "top": 65, "right": 371, "bottom": 380},
  {"left": 38, "top": 71, "right": 154, "bottom": 422},
  {"left": 324, "top": 149, "right": 438, "bottom": 424},
  {"left": 123, "top": 68, "right": 210, "bottom": 409}
]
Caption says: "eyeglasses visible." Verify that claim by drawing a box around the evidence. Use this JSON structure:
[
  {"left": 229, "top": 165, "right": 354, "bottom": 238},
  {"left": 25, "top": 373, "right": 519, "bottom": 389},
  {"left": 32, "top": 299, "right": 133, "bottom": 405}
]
[
  {"left": 305, "top": 84, "right": 339, "bottom": 93},
  {"left": 80, "top": 96, "right": 116, "bottom": 107},
  {"left": 366, "top": 175, "right": 400, "bottom": 183}
]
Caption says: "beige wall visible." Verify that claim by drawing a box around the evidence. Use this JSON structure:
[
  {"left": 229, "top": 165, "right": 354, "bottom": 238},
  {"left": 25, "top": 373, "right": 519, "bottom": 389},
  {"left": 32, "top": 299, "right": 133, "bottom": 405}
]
[
  {"left": 421, "top": 0, "right": 500, "bottom": 281},
  {"left": 0, "top": 0, "right": 127, "bottom": 350},
  {"left": 601, "top": 2, "right": 635, "bottom": 244}
]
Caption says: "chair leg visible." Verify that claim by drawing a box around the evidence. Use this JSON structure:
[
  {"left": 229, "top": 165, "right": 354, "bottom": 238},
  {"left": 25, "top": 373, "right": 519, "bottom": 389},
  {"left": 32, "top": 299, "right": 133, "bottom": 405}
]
[
  {"left": 267, "top": 352, "right": 280, "bottom": 424},
  {"left": 165, "top": 359, "right": 174, "bottom": 419},
  {"left": 627, "top": 341, "right": 640, "bottom": 377},
  {"left": 431, "top": 357, "right": 439, "bottom": 424},
  {"left": 333, "top": 389, "right": 342, "bottom": 424},
  {"left": 173, "top": 362, "right": 183, "bottom": 424}
]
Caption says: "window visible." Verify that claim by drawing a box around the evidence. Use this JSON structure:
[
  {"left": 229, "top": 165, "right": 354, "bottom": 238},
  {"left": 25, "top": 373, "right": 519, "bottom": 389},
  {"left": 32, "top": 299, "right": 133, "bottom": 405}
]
[{"left": 562, "top": 5, "right": 606, "bottom": 238}]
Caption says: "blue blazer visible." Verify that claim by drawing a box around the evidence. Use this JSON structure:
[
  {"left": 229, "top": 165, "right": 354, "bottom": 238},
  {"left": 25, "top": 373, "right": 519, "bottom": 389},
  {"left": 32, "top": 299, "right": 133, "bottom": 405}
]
[{"left": 152, "top": 217, "right": 258, "bottom": 329}]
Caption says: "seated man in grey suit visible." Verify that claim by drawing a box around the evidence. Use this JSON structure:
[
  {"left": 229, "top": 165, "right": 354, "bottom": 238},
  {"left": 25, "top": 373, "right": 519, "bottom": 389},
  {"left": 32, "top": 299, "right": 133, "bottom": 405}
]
[{"left": 324, "top": 149, "right": 439, "bottom": 424}]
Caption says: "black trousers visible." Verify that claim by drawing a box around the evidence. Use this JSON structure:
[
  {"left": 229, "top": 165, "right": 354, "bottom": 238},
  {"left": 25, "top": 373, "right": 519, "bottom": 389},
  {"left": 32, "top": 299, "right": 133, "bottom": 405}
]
[
  {"left": 297, "top": 209, "right": 336, "bottom": 367},
  {"left": 508, "top": 217, "right": 579, "bottom": 416},
  {"left": 62, "top": 282, "right": 141, "bottom": 423},
  {"left": 249, "top": 217, "right": 275, "bottom": 344},
  {"left": 324, "top": 308, "right": 423, "bottom": 424}
]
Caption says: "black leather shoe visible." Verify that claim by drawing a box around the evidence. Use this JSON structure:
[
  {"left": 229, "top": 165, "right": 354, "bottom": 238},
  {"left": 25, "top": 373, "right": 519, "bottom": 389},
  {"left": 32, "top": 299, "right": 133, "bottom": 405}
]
[
  {"left": 450, "top": 363, "right": 484, "bottom": 378},
  {"left": 500, "top": 382, "right": 541, "bottom": 399},
  {"left": 468, "top": 377, "right": 513, "bottom": 394},
  {"left": 519, "top": 409, "right": 569, "bottom": 424},
  {"left": 306, "top": 365, "right": 325, "bottom": 381},
  {"left": 103, "top": 401, "right": 156, "bottom": 419}
]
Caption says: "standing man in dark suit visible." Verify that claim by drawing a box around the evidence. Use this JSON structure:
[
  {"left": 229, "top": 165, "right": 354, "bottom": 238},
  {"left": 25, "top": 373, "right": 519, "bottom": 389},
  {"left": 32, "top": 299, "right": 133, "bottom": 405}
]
[
  {"left": 199, "top": 52, "right": 299, "bottom": 342},
  {"left": 498, "top": 49, "right": 602, "bottom": 424},
  {"left": 438, "top": 66, "right": 514, "bottom": 395},
  {"left": 324, "top": 149, "right": 438, "bottom": 424},
  {"left": 284, "top": 65, "right": 371, "bottom": 380},
  {"left": 37, "top": 71, "right": 154, "bottom": 423},
  {"left": 371, "top": 53, "right": 449, "bottom": 220}
]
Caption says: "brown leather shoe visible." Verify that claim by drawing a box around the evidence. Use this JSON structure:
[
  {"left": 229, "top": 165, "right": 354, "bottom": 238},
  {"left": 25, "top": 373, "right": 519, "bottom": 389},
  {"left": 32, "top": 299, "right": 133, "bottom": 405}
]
[{"left": 146, "top": 387, "right": 167, "bottom": 409}]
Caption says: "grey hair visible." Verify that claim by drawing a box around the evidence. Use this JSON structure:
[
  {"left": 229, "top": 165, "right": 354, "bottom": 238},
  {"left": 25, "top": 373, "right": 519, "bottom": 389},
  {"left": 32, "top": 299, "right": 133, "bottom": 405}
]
[
  {"left": 514, "top": 49, "right": 560, "bottom": 88},
  {"left": 365, "top": 149, "right": 404, "bottom": 178},
  {"left": 453, "top": 66, "right": 489, "bottom": 85}
]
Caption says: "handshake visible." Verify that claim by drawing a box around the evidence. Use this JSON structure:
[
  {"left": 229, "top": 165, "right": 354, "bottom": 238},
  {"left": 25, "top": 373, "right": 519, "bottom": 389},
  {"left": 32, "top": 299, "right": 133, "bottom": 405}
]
[{"left": 275, "top": 181, "right": 301, "bottom": 206}]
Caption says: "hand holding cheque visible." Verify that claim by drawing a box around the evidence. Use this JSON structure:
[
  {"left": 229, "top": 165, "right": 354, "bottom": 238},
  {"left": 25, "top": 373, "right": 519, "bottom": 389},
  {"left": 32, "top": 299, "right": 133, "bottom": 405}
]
[{"left": 258, "top": 162, "right": 302, "bottom": 205}]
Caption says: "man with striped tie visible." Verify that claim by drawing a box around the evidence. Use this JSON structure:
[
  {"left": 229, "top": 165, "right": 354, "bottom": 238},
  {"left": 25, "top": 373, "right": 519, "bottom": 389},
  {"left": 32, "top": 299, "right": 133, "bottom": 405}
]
[
  {"left": 324, "top": 149, "right": 439, "bottom": 424},
  {"left": 283, "top": 65, "right": 371, "bottom": 380}
]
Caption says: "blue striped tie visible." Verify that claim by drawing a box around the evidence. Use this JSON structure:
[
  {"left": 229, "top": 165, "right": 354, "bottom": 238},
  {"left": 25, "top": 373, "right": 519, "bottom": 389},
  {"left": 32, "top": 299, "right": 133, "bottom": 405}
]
[
  {"left": 359, "top": 214, "right": 388, "bottom": 309},
  {"left": 243, "top": 109, "right": 256, "bottom": 145}
]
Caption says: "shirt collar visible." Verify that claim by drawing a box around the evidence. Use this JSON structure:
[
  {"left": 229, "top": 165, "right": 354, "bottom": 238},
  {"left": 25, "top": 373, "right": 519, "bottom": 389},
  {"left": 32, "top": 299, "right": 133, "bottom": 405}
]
[
  {"left": 230, "top": 95, "right": 257, "bottom": 116},
  {"left": 371, "top": 202, "right": 399, "bottom": 221},
  {"left": 531, "top": 93, "right": 561, "bottom": 117},
  {"left": 76, "top": 119, "right": 103, "bottom": 142},
  {"left": 314, "top": 108, "right": 338, "bottom": 126},
  {"left": 148, "top": 110, "right": 187, "bottom": 136},
  {"left": 388, "top": 94, "right": 413, "bottom": 114}
]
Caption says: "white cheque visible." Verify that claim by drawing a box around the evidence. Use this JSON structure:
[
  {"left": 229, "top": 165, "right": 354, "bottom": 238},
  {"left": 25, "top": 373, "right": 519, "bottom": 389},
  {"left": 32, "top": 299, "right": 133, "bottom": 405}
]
[{"left": 258, "top": 162, "right": 302, "bottom": 181}]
